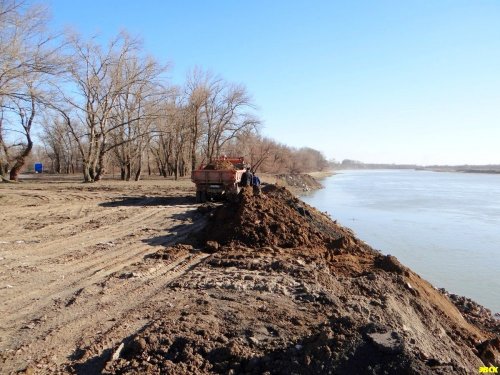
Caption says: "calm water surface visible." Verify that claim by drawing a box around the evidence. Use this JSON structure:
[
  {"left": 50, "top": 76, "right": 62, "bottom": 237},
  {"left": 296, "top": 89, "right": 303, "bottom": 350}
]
[{"left": 303, "top": 170, "right": 500, "bottom": 313}]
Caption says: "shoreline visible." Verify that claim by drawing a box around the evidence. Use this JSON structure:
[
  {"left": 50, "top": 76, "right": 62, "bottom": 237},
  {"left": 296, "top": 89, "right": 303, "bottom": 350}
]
[
  {"left": 104, "top": 185, "right": 500, "bottom": 373},
  {"left": 1, "top": 177, "right": 498, "bottom": 373},
  {"left": 302, "top": 169, "right": 500, "bottom": 315},
  {"left": 258, "top": 170, "right": 336, "bottom": 196}
]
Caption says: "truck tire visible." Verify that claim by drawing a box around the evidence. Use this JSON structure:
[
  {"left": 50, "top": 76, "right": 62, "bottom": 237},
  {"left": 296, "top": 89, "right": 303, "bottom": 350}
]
[
  {"left": 227, "top": 185, "right": 240, "bottom": 202},
  {"left": 200, "top": 191, "right": 207, "bottom": 203},
  {"left": 196, "top": 191, "right": 202, "bottom": 203}
]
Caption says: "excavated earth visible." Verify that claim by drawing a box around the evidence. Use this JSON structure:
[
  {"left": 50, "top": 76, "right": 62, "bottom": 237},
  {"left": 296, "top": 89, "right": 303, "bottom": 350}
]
[
  {"left": 202, "top": 161, "right": 236, "bottom": 170},
  {"left": 2, "top": 179, "right": 499, "bottom": 374},
  {"left": 99, "top": 186, "right": 499, "bottom": 374}
]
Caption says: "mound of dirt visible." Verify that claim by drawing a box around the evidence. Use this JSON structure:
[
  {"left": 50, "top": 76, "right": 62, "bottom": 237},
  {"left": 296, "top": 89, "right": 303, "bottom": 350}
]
[
  {"left": 202, "top": 185, "right": 361, "bottom": 252},
  {"left": 275, "top": 173, "right": 323, "bottom": 191},
  {"left": 85, "top": 185, "right": 499, "bottom": 374},
  {"left": 203, "top": 160, "right": 235, "bottom": 170}
]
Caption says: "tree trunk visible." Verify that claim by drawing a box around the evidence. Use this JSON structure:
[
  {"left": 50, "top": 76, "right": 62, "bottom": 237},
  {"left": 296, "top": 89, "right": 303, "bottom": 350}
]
[
  {"left": 94, "top": 151, "right": 105, "bottom": 182},
  {"left": 147, "top": 151, "right": 152, "bottom": 175},
  {"left": 9, "top": 140, "right": 33, "bottom": 181},
  {"left": 54, "top": 153, "right": 61, "bottom": 174},
  {"left": 0, "top": 162, "right": 8, "bottom": 177},
  {"left": 89, "top": 164, "right": 96, "bottom": 181},
  {"left": 191, "top": 111, "right": 199, "bottom": 171},
  {"left": 135, "top": 166, "right": 142, "bottom": 181},
  {"left": 191, "top": 142, "right": 197, "bottom": 172},
  {"left": 82, "top": 161, "right": 92, "bottom": 182},
  {"left": 9, "top": 95, "right": 37, "bottom": 181},
  {"left": 0, "top": 118, "right": 10, "bottom": 178},
  {"left": 135, "top": 152, "right": 143, "bottom": 181},
  {"left": 125, "top": 163, "right": 131, "bottom": 181}
]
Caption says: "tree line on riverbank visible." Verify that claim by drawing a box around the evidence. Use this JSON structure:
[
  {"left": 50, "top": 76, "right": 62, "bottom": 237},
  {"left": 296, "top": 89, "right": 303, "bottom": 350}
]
[
  {"left": 0, "top": 1, "right": 330, "bottom": 182},
  {"left": 336, "top": 160, "right": 500, "bottom": 173}
]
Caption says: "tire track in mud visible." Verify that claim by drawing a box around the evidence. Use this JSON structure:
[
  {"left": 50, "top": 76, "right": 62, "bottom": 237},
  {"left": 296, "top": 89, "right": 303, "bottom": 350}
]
[
  {"left": 12, "top": 207, "right": 172, "bottom": 261},
  {"left": 0, "top": 195, "right": 110, "bottom": 242},
  {"left": 64, "top": 252, "right": 212, "bottom": 370},
  {"left": 0, "top": 207, "right": 166, "bottom": 285},
  {"left": 0, "top": 181, "right": 205, "bottom": 373},
  {"left": 1, "top": 208, "right": 204, "bottom": 316},
  {"left": 2, "top": 250, "right": 210, "bottom": 373}
]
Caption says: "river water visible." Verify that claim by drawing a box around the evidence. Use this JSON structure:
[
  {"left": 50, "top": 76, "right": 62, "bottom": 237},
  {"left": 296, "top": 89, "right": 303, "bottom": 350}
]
[{"left": 302, "top": 170, "right": 500, "bottom": 313}]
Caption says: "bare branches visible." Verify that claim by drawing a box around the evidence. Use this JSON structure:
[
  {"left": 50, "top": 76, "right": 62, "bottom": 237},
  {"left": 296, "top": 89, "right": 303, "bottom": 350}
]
[
  {"left": 59, "top": 31, "right": 170, "bottom": 181},
  {"left": 185, "top": 70, "right": 261, "bottom": 162},
  {"left": 0, "top": 0, "right": 65, "bottom": 178},
  {"left": 0, "top": 0, "right": 63, "bottom": 100},
  {"left": 1, "top": 2, "right": 326, "bottom": 181}
]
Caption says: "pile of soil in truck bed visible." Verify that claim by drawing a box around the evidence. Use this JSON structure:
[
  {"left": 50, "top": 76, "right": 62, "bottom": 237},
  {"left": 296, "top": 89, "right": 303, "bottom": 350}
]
[
  {"left": 203, "top": 160, "right": 236, "bottom": 170},
  {"left": 74, "top": 186, "right": 499, "bottom": 374}
]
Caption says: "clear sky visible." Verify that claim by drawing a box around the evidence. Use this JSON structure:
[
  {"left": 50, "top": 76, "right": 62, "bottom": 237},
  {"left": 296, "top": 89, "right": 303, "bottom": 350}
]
[{"left": 46, "top": 0, "right": 500, "bottom": 165}]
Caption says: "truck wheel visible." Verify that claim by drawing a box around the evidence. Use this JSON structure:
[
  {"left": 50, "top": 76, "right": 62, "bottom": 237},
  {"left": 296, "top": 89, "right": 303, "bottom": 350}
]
[
  {"left": 196, "top": 191, "right": 202, "bottom": 203},
  {"left": 200, "top": 191, "right": 207, "bottom": 203}
]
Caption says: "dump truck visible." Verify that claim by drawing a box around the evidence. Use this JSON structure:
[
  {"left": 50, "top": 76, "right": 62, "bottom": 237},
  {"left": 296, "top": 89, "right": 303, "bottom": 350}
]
[{"left": 191, "top": 156, "right": 246, "bottom": 203}]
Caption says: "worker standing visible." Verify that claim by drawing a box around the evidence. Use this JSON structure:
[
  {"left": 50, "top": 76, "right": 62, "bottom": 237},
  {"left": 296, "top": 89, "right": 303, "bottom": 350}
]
[
  {"left": 252, "top": 174, "right": 261, "bottom": 196},
  {"left": 241, "top": 167, "right": 253, "bottom": 187}
]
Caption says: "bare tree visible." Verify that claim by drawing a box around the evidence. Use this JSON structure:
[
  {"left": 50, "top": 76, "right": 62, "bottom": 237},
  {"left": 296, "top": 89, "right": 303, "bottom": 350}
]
[
  {"left": 149, "top": 98, "right": 190, "bottom": 180},
  {"left": 60, "top": 32, "right": 168, "bottom": 182},
  {"left": 6, "top": 86, "right": 35, "bottom": 180},
  {"left": 108, "top": 56, "right": 170, "bottom": 181},
  {"left": 0, "top": 1, "right": 60, "bottom": 101},
  {"left": 201, "top": 78, "right": 259, "bottom": 161},
  {"left": 0, "top": 0, "right": 62, "bottom": 180},
  {"left": 0, "top": 106, "right": 10, "bottom": 176},
  {"left": 222, "top": 133, "right": 328, "bottom": 174},
  {"left": 40, "top": 115, "right": 79, "bottom": 174},
  {"left": 168, "top": 103, "right": 190, "bottom": 179},
  {"left": 184, "top": 68, "right": 210, "bottom": 170}
]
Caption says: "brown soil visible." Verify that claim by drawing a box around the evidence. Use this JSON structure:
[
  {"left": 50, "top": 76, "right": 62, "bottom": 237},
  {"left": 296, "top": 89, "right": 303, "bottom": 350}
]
[
  {"left": 102, "top": 186, "right": 498, "bottom": 374},
  {"left": 0, "top": 177, "right": 201, "bottom": 374},
  {"left": 1, "top": 177, "right": 498, "bottom": 374},
  {"left": 203, "top": 161, "right": 236, "bottom": 170}
]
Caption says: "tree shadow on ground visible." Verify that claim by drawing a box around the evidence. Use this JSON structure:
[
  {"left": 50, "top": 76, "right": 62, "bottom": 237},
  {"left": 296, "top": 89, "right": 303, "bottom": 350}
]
[{"left": 100, "top": 195, "right": 196, "bottom": 207}]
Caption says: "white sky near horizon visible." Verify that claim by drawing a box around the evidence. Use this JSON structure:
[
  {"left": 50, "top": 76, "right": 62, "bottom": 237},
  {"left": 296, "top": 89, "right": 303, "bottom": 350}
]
[{"left": 46, "top": 0, "right": 500, "bottom": 166}]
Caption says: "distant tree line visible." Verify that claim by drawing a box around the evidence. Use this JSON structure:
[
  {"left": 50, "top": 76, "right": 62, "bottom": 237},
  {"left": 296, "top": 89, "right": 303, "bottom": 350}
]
[{"left": 0, "top": 0, "right": 329, "bottom": 182}]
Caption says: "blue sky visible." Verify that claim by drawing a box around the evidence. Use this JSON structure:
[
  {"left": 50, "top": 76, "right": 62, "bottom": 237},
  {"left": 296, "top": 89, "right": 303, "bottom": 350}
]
[{"left": 47, "top": 0, "right": 500, "bottom": 165}]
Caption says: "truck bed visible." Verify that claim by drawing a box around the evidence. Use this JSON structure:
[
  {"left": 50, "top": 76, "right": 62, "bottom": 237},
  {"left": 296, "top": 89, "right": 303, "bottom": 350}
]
[{"left": 191, "top": 169, "right": 241, "bottom": 184}]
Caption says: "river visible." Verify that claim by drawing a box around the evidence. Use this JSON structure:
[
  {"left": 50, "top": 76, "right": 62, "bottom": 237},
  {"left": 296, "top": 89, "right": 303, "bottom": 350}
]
[{"left": 302, "top": 169, "right": 500, "bottom": 313}]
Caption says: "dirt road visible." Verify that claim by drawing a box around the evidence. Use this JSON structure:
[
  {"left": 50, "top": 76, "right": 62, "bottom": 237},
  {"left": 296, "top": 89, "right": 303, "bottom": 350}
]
[{"left": 0, "top": 177, "right": 206, "bottom": 373}]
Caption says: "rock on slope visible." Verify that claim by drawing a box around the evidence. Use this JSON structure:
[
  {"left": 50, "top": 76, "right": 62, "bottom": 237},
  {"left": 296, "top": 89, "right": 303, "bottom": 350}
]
[{"left": 100, "top": 186, "right": 499, "bottom": 374}]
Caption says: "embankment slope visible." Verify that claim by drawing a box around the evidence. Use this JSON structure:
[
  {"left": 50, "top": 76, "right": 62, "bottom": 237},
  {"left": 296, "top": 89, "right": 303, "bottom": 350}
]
[{"left": 96, "top": 186, "right": 499, "bottom": 374}]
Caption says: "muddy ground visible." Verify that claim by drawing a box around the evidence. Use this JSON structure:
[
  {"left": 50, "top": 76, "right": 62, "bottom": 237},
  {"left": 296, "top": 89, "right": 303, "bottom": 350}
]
[
  {"left": 0, "top": 175, "right": 498, "bottom": 374},
  {"left": 0, "top": 176, "right": 200, "bottom": 373}
]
